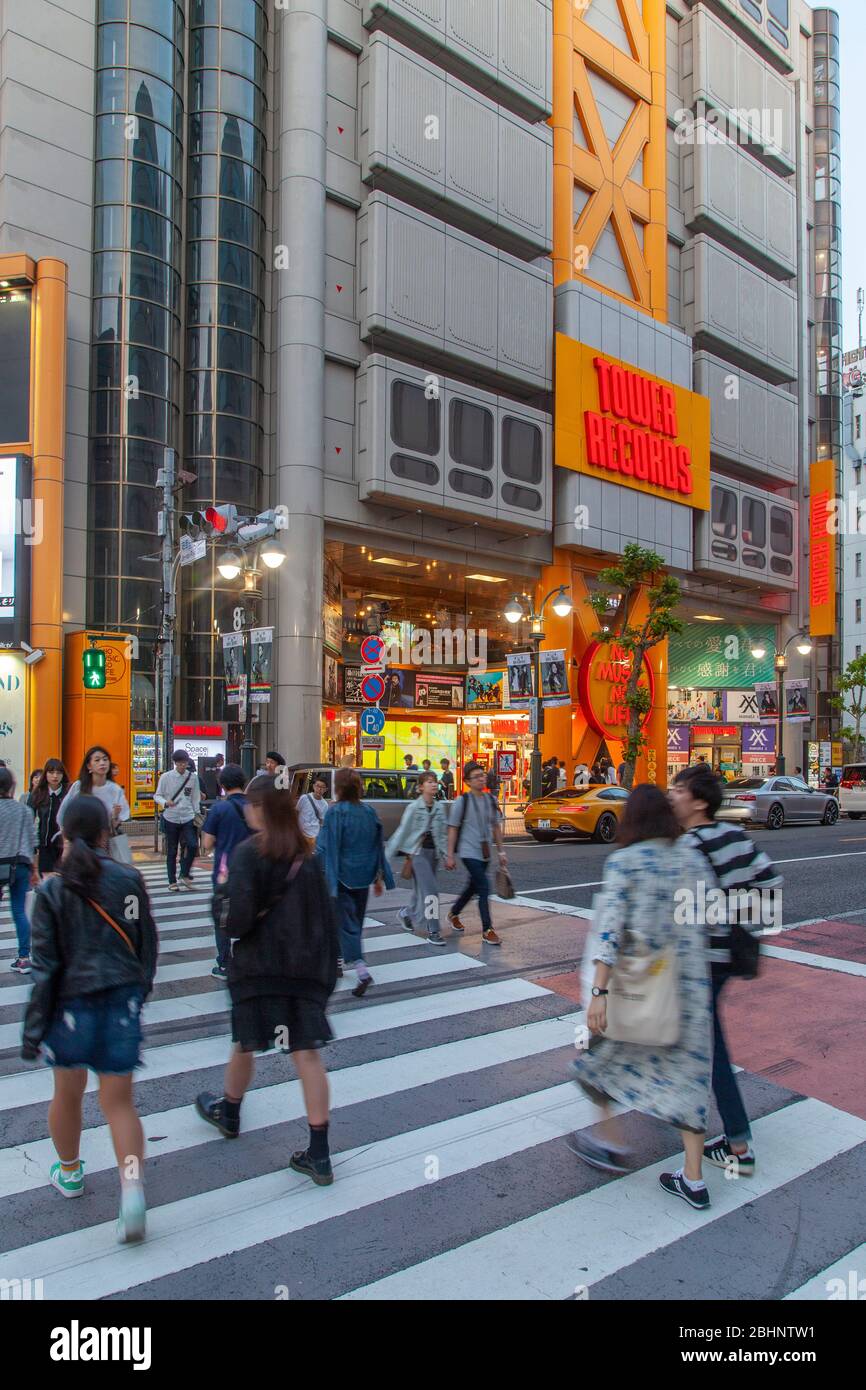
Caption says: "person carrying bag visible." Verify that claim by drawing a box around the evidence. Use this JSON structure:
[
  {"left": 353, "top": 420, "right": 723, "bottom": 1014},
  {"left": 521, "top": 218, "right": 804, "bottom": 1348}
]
[
  {"left": 386, "top": 770, "right": 449, "bottom": 944},
  {"left": 570, "top": 785, "right": 714, "bottom": 1211}
]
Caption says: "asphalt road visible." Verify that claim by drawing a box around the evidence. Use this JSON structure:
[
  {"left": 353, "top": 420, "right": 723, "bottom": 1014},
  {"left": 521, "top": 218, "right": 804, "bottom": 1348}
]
[{"left": 501, "top": 818, "right": 866, "bottom": 927}]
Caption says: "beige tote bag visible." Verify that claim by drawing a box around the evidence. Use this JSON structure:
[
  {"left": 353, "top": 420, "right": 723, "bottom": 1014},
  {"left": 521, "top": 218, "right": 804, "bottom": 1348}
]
[{"left": 604, "top": 944, "right": 680, "bottom": 1046}]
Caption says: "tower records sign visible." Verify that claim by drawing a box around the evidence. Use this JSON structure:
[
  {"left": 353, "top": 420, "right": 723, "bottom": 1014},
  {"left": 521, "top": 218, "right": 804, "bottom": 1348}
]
[{"left": 554, "top": 335, "right": 710, "bottom": 510}]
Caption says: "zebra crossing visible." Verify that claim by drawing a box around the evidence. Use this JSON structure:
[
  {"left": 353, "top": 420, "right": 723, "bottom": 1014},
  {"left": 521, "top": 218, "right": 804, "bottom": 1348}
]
[{"left": 1, "top": 860, "right": 864, "bottom": 1300}]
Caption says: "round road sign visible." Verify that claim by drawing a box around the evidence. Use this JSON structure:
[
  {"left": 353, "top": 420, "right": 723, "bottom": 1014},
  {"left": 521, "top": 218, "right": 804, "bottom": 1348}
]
[
  {"left": 361, "top": 673, "right": 385, "bottom": 703},
  {"left": 360, "top": 635, "right": 385, "bottom": 664}
]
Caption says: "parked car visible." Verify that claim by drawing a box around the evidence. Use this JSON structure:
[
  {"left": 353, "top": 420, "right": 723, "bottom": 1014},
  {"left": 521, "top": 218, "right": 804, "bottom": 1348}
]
[
  {"left": 524, "top": 786, "right": 628, "bottom": 843},
  {"left": 287, "top": 765, "right": 445, "bottom": 836},
  {"left": 722, "top": 775, "right": 839, "bottom": 829},
  {"left": 839, "top": 763, "right": 866, "bottom": 820}
]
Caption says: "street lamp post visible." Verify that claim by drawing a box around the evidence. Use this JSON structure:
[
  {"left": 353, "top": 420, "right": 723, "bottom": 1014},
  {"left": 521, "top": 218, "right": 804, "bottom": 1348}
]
[
  {"left": 751, "top": 631, "right": 813, "bottom": 776},
  {"left": 504, "top": 586, "right": 573, "bottom": 800}
]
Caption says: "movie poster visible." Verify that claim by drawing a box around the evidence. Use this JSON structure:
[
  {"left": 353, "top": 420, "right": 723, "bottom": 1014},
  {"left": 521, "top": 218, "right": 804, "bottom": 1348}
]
[
  {"left": 222, "top": 632, "right": 244, "bottom": 705},
  {"left": 466, "top": 670, "right": 505, "bottom": 709},
  {"left": 784, "top": 678, "right": 810, "bottom": 723},
  {"left": 506, "top": 652, "right": 534, "bottom": 707},
  {"left": 755, "top": 681, "right": 779, "bottom": 721},
  {"left": 540, "top": 649, "right": 569, "bottom": 706},
  {"left": 249, "top": 627, "right": 273, "bottom": 704}
]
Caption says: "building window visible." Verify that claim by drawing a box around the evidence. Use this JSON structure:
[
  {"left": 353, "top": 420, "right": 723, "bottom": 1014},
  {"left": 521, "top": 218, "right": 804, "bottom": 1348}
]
[
  {"left": 742, "top": 497, "right": 766, "bottom": 548},
  {"left": 856, "top": 463, "right": 863, "bottom": 486},
  {"left": 856, "top": 415, "right": 862, "bottom": 439},
  {"left": 449, "top": 400, "right": 493, "bottom": 472},
  {"left": 857, "top": 646, "right": 862, "bottom": 659},
  {"left": 711, "top": 486, "right": 737, "bottom": 540},
  {"left": 391, "top": 381, "right": 440, "bottom": 455},
  {"left": 768, "top": 0, "right": 789, "bottom": 26},
  {"left": 857, "top": 599, "right": 863, "bottom": 624},
  {"left": 856, "top": 554, "right": 862, "bottom": 578},
  {"left": 502, "top": 418, "right": 543, "bottom": 484}
]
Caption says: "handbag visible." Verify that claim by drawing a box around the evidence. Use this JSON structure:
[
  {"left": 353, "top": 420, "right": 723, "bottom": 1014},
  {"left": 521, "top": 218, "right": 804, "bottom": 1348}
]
[
  {"left": 108, "top": 833, "right": 133, "bottom": 864},
  {"left": 605, "top": 944, "right": 680, "bottom": 1046},
  {"left": 495, "top": 865, "right": 515, "bottom": 899}
]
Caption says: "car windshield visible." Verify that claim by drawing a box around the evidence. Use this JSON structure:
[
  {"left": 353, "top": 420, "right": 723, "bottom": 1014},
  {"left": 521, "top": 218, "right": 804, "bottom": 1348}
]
[{"left": 726, "top": 778, "right": 766, "bottom": 790}]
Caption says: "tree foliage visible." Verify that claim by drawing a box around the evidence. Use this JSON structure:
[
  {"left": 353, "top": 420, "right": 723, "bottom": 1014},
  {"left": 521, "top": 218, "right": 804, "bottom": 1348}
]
[
  {"left": 829, "top": 654, "right": 866, "bottom": 762},
  {"left": 587, "top": 544, "right": 683, "bottom": 790}
]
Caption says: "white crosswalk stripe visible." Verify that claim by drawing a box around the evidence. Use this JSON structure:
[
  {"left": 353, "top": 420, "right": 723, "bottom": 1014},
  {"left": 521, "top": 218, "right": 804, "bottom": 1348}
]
[{"left": 1, "top": 860, "right": 865, "bottom": 1301}]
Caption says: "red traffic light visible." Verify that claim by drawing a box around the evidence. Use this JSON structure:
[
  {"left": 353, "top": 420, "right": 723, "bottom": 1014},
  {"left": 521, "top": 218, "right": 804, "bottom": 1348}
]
[{"left": 205, "top": 506, "right": 227, "bottom": 533}]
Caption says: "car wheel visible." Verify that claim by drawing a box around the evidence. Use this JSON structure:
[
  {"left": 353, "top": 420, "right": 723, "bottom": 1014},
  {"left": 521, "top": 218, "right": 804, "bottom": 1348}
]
[
  {"left": 766, "top": 803, "right": 785, "bottom": 830},
  {"left": 821, "top": 799, "right": 839, "bottom": 825},
  {"left": 593, "top": 812, "right": 618, "bottom": 844},
  {"left": 848, "top": 812, "right": 862, "bottom": 820},
  {"left": 529, "top": 830, "right": 557, "bottom": 843}
]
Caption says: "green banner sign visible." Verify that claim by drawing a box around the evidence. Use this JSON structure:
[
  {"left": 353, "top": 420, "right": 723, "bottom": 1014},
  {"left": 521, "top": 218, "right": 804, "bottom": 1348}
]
[{"left": 668, "top": 622, "right": 776, "bottom": 689}]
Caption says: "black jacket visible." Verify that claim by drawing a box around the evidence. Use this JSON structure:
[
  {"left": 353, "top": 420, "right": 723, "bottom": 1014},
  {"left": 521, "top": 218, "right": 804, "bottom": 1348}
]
[
  {"left": 226, "top": 839, "right": 339, "bottom": 1007},
  {"left": 34, "top": 787, "right": 67, "bottom": 851},
  {"left": 22, "top": 855, "right": 158, "bottom": 1058}
]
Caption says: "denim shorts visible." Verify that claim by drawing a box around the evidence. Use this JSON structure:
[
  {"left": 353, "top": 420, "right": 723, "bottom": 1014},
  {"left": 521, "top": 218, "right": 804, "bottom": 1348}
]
[{"left": 42, "top": 984, "right": 145, "bottom": 1075}]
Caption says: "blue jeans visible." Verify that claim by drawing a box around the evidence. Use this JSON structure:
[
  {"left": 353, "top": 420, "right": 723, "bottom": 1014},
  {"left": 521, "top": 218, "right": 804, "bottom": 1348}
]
[
  {"left": 337, "top": 883, "right": 370, "bottom": 966},
  {"left": 451, "top": 857, "right": 491, "bottom": 932},
  {"left": 164, "top": 819, "right": 197, "bottom": 884},
  {"left": 8, "top": 863, "right": 31, "bottom": 957},
  {"left": 712, "top": 970, "right": 752, "bottom": 1145}
]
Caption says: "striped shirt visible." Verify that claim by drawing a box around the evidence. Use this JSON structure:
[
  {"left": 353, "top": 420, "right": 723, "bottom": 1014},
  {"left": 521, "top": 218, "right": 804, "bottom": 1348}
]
[{"left": 682, "top": 821, "right": 783, "bottom": 966}]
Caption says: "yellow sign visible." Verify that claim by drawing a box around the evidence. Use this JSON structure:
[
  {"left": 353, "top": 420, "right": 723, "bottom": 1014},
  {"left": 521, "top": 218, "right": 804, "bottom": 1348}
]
[
  {"left": 555, "top": 335, "right": 710, "bottom": 510},
  {"left": 832, "top": 741, "right": 844, "bottom": 766},
  {"left": 809, "top": 458, "right": 836, "bottom": 638}
]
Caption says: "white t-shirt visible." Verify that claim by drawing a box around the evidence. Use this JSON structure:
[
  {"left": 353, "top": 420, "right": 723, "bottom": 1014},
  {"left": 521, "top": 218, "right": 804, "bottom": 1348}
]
[
  {"left": 298, "top": 792, "right": 329, "bottom": 840},
  {"left": 58, "top": 779, "right": 130, "bottom": 831}
]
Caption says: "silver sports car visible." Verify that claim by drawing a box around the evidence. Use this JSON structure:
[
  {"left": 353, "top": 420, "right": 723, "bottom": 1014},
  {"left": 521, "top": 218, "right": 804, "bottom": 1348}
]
[{"left": 722, "top": 775, "right": 839, "bottom": 829}]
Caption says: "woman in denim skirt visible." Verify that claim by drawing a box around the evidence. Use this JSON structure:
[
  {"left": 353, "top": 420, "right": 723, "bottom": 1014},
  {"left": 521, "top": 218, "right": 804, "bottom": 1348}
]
[{"left": 21, "top": 796, "right": 158, "bottom": 1242}]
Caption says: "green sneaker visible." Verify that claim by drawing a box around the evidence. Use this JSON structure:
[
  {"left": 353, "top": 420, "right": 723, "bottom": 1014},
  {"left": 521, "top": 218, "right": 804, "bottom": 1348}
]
[{"left": 50, "top": 1161, "right": 85, "bottom": 1199}]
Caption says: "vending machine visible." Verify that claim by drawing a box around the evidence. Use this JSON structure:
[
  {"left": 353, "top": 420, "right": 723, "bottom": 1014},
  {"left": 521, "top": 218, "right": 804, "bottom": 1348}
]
[{"left": 130, "top": 731, "right": 159, "bottom": 818}]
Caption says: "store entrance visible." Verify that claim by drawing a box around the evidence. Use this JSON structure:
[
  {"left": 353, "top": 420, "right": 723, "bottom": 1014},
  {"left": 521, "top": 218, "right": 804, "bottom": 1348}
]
[{"left": 691, "top": 732, "right": 742, "bottom": 781}]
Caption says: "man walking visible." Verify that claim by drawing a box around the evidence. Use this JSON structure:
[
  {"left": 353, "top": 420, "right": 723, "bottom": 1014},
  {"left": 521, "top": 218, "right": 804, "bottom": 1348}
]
[
  {"left": 439, "top": 758, "right": 455, "bottom": 799},
  {"left": 200, "top": 764, "right": 251, "bottom": 978},
  {"left": 669, "top": 764, "right": 782, "bottom": 1177},
  {"left": 445, "top": 761, "right": 508, "bottom": 946},
  {"left": 154, "top": 750, "right": 202, "bottom": 891}
]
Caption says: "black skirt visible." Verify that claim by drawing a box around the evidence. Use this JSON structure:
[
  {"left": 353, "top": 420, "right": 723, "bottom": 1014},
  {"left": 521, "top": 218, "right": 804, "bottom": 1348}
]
[{"left": 231, "top": 994, "right": 333, "bottom": 1054}]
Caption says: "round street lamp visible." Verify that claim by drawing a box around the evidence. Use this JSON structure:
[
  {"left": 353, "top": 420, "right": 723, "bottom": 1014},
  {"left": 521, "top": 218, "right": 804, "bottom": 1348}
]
[{"left": 501, "top": 585, "right": 573, "bottom": 800}]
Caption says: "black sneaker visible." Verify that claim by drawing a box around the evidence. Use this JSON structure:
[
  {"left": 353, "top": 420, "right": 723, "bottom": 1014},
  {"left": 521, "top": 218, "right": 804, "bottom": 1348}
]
[
  {"left": 211, "top": 964, "right": 227, "bottom": 980},
  {"left": 9, "top": 957, "right": 31, "bottom": 974},
  {"left": 351, "top": 973, "right": 373, "bottom": 998},
  {"left": 426, "top": 931, "right": 447, "bottom": 947},
  {"left": 703, "top": 1135, "right": 755, "bottom": 1176},
  {"left": 195, "top": 1092, "right": 240, "bottom": 1138},
  {"left": 659, "top": 1170, "right": 710, "bottom": 1210},
  {"left": 398, "top": 908, "right": 415, "bottom": 934},
  {"left": 290, "top": 1148, "right": 334, "bottom": 1186},
  {"left": 566, "top": 1133, "right": 632, "bottom": 1174}
]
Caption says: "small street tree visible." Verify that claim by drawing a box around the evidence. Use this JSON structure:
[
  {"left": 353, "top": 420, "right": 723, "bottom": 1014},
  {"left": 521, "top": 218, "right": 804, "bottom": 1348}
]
[
  {"left": 588, "top": 543, "right": 683, "bottom": 791},
  {"left": 830, "top": 653, "right": 866, "bottom": 763}
]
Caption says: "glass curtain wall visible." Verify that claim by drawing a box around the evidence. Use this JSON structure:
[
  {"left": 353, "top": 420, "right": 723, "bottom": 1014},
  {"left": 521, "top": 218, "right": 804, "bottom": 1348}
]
[
  {"left": 89, "top": 0, "right": 186, "bottom": 724},
  {"left": 182, "top": 0, "right": 268, "bottom": 720}
]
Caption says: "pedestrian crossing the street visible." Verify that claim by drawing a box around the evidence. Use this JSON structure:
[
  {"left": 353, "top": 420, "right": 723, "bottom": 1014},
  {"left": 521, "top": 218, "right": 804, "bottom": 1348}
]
[{"left": 1, "top": 863, "right": 864, "bottom": 1300}]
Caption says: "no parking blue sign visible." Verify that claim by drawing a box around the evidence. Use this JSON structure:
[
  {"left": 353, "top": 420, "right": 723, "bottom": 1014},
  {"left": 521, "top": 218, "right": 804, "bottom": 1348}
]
[{"left": 361, "top": 706, "right": 385, "bottom": 736}]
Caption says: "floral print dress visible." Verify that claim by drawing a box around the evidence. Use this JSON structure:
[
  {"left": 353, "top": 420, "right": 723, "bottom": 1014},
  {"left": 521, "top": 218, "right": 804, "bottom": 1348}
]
[{"left": 573, "top": 839, "right": 713, "bottom": 1133}]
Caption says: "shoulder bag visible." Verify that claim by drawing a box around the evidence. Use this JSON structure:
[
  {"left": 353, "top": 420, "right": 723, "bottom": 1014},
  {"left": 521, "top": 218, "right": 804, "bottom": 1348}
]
[
  {"left": 604, "top": 943, "right": 680, "bottom": 1046},
  {"left": 689, "top": 828, "right": 761, "bottom": 980},
  {"left": 87, "top": 897, "right": 137, "bottom": 956}
]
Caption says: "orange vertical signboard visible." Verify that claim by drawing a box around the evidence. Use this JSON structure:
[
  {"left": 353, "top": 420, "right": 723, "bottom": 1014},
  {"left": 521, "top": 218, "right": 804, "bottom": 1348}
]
[{"left": 809, "top": 459, "right": 836, "bottom": 637}]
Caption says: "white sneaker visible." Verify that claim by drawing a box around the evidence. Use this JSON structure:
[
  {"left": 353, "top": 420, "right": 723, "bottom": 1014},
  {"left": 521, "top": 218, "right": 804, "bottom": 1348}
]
[
  {"left": 117, "top": 1182, "right": 147, "bottom": 1244},
  {"left": 178, "top": 878, "right": 194, "bottom": 892},
  {"left": 168, "top": 882, "right": 179, "bottom": 893}
]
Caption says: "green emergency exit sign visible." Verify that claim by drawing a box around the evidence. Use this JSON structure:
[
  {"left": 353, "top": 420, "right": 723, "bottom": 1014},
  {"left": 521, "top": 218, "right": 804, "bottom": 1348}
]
[{"left": 83, "top": 648, "right": 106, "bottom": 689}]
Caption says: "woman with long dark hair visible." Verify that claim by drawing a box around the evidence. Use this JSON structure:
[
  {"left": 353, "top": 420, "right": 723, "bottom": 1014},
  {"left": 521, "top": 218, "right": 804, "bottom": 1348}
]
[
  {"left": 196, "top": 774, "right": 340, "bottom": 1186},
  {"left": 0, "top": 766, "right": 38, "bottom": 973},
  {"left": 21, "top": 768, "right": 43, "bottom": 805},
  {"left": 58, "top": 746, "right": 131, "bottom": 858},
  {"left": 570, "top": 784, "right": 714, "bottom": 1210},
  {"left": 21, "top": 795, "right": 157, "bottom": 1241},
  {"left": 29, "top": 757, "right": 70, "bottom": 876}
]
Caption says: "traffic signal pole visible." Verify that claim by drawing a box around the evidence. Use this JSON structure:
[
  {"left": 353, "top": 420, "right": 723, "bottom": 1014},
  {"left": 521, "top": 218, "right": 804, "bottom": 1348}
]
[{"left": 158, "top": 448, "right": 176, "bottom": 772}]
